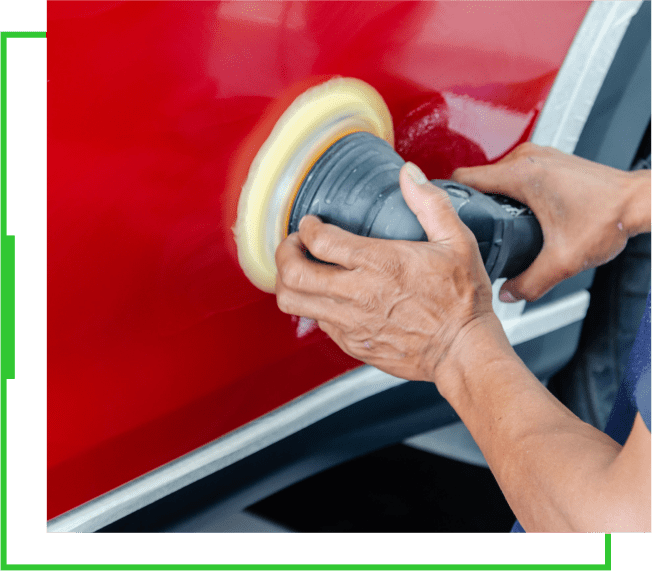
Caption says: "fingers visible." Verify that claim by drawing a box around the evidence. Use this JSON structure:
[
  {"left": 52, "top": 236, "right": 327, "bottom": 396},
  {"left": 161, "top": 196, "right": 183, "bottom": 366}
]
[
  {"left": 298, "top": 215, "right": 365, "bottom": 270},
  {"left": 499, "top": 246, "right": 567, "bottom": 302},
  {"left": 275, "top": 232, "right": 351, "bottom": 298},
  {"left": 276, "top": 287, "right": 349, "bottom": 325},
  {"left": 399, "top": 162, "right": 463, "bottom": 243},
  {"left": 275, "top": 235, "right": 351, "bottom": 321},
  {"left": 452, "top": 160, "right": 527, "bottom": 204}
]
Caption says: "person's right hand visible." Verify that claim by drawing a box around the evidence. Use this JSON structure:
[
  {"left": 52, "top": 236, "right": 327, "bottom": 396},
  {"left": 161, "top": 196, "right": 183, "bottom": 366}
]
[{"left": 452, "top": 143, "right": 651, "bottom": 302}]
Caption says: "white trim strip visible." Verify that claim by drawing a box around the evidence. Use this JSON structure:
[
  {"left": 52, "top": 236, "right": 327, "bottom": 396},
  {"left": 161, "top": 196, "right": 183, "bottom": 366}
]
[
  {"left": 531, "top": 0, "right": 641, "bottom": 153},
  {"left": 501, "top": 290, "right": 591, "bottom": 347},
  {"left": 47, "top": 366, "right": 407, "bottom": 532}
]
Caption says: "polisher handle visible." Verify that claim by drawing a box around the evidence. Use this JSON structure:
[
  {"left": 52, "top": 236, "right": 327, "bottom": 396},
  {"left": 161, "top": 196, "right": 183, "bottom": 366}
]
[
  {"left": 289, "top": 132, "right": 543, "bottom": 282},
  {"left": 432, "top": 180, "right": 543, "bottom": 282}
]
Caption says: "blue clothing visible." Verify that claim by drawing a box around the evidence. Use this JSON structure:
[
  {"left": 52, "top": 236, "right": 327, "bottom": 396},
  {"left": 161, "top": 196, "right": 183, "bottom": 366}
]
[
  {"left": 511, "top": 292, "right": 651, "bottom": 533},
  {"left": 604, "top": 292, "right": 651, "bottom": 441}
]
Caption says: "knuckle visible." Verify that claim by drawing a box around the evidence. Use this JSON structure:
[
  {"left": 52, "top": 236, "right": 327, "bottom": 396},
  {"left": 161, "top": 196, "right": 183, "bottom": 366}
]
[
  {"left": 357, "top": 291, "right": 380, "bottom": 313},
  {"left": 276, "top": 235, "right": 300, "bottom": 267},
  {"left": 287, "top": 267, "right": 303, "bottom": 289},
  {"left": 302, "top": 220, "right": 318, "bottom": 245},
  {"left": 459, "top": 224, "right": 477, "bottom": 248},
  {"left": 279, "top": 261, "right": 303, "bottom": 288},
  {"left": 276, "top": 289, "right": 291, "bottom": 314},
  {"left": 274, "top": 240, "right": 287, "bottom": 266},
  {"left": 309, "top": 234, "right": 330, "bottom": 259},
  {"left": 366, "top": 244, "right": 401, "bottom": 276},
  {"left": 302, "top": 219, "right": 316, "bottom": 238},
  {"left": 452, "top": 226, "right": 481, "bottom": 261},
  {"left": 349, "top": 245, "right": 367, "bottom": 267},
  {"left": 379, "top": 252, "right": 404, "bottom": 278},
  {"left": 277, "top": 259, "right": 289, "bottom": 282}
]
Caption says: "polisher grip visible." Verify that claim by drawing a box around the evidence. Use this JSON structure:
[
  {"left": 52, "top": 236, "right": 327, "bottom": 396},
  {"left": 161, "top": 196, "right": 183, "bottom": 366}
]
[
  {"left": 289, "top": 132, "right": 543, "bottom": 282},
  {"left": 432, "top": 180, "right": 543, "bottom": 281}
]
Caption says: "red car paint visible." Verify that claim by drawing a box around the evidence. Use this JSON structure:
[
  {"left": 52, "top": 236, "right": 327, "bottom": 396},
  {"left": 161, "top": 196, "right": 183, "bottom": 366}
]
[{"left": 47, "top": 1, "right": 589, "bottom": 519}]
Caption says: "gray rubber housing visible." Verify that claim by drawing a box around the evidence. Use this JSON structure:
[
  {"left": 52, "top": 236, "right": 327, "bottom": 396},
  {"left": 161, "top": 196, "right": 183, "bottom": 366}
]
[{"left": 289, "top": 131, "right": 542, "bottom": 281}]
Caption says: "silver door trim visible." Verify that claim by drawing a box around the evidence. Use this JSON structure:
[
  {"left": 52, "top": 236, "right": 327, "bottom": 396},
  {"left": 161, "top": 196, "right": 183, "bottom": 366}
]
[
  {"left": 531, "top": 0, "right": 641, "bottom": 153},
  {"left": 47, "top": 366, "right": 407, "bottom": 532}
]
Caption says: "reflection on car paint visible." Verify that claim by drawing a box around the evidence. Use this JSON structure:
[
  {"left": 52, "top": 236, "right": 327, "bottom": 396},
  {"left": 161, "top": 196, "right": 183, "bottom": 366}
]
[{"left": 47, "top": 0, "right": 590, "bottom": 518}]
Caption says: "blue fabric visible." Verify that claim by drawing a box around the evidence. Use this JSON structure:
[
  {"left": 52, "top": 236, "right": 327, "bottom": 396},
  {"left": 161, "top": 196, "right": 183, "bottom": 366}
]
[
  {"left": 630, "top": 290, "right": 650, "bottom": 431},
  {"left": 510, "top": 520, "right": 526, "bottom": 533},
  {"left": 604, "top": 291, "right": 651, "bottom": 442},
  {"left": 510, "top": 291, "right": 651, "bottom": 532}
]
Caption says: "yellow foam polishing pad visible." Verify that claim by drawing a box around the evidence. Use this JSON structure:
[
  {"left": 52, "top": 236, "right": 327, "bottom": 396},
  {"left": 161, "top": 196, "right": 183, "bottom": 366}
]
[{"left": 233, "top": 77, "right": 393, "bottom": 292}]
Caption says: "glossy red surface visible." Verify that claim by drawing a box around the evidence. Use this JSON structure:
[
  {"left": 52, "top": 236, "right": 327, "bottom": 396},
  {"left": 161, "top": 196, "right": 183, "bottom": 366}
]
[{"left": 47, "top": 1, "right": 589, "bottom": 519}]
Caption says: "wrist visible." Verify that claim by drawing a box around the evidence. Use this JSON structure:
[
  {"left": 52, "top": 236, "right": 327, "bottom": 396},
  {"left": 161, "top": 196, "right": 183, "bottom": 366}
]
[
  {"left": 428, "top": 313, "right": 521, "bottom": 405},
  {"left": 622, "top": 169, "right": 651, "bottom": 237}
]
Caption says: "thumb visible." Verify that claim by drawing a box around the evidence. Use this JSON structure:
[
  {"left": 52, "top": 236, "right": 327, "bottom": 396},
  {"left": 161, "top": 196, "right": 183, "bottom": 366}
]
[
  {"left": 499, "top": 245, "right": 559, "bottom": 302},
  {"left": 400, "top": 162, "right": 462, "bottom": 243}
]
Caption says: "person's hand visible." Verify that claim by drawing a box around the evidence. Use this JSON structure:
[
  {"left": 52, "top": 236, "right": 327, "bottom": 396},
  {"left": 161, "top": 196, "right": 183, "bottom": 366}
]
[
  {"left": 275, "top": 163, "right": 499, "bottom": 385},
  {"left": 452, "top": 142, "right": 651, "bottom": 302}
]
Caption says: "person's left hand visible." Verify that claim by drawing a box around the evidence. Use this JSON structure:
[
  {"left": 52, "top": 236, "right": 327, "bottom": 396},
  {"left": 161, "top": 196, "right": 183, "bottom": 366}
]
[{"left": 275, "top": 163, "right": 498, "bottom": 383}]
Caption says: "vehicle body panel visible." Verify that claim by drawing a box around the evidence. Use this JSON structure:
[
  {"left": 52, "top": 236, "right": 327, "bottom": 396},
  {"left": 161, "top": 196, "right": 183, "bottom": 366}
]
[{"left": 47, "top": 0, "right": 589, "bottom": 519}]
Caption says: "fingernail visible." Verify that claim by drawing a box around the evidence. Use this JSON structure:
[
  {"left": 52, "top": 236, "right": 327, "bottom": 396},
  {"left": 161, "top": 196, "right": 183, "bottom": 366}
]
[
  {"left": 299, "top": 216, "right": 307, "bottom": 230},
  {"left": 499, "top": 289, "right": 517, "bottom": 303},
  {"left": 405, "top": 162, "right": 428, "bottom": 185}
]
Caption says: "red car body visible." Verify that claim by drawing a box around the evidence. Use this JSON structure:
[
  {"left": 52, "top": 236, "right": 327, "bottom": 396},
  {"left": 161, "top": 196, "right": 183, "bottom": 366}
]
[{"left": 47, "top": 0, "right": 589, "bottom": 520}]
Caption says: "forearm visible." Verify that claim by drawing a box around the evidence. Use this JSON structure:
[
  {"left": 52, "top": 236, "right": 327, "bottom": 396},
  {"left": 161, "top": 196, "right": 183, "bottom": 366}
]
[{"left": 434, "top": 317, "right": 630, "bottom": 532}]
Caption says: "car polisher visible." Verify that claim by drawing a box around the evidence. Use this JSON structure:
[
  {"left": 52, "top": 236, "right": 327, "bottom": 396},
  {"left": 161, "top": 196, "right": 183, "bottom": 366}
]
[{"left": 234, "top": 77, "right": 543, "bottom": 293}]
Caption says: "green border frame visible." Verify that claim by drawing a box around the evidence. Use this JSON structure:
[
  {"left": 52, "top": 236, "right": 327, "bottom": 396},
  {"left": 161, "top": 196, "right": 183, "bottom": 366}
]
[{"left": 0, "top": 2, "right": 652, "bottom": 571}]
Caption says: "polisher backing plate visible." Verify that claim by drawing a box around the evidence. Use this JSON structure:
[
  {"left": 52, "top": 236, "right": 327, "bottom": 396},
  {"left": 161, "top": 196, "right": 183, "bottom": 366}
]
[{"left": 234, "top": 77, "right": 394, "bottom": 292}]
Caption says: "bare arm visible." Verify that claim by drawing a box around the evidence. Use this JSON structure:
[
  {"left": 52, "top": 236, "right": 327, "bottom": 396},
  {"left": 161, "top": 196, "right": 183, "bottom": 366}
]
[
  {"left": 275, "top": 149, "right": 651, "bottom": 531},
  {"left": 438, "top": 317, "right": 650, "bottom": 532}
]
